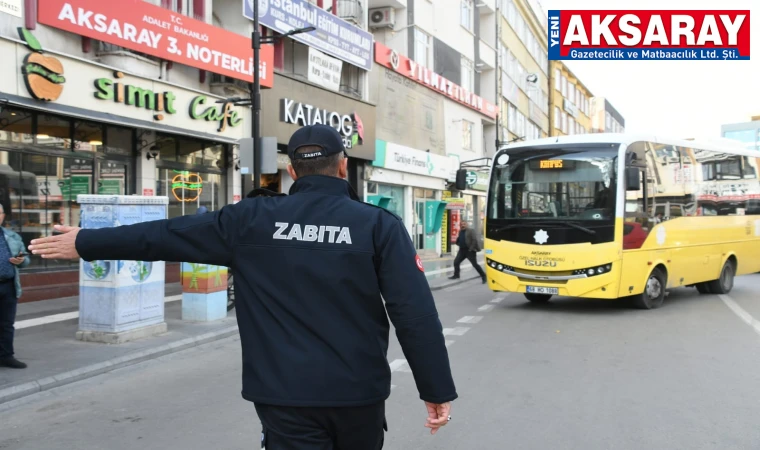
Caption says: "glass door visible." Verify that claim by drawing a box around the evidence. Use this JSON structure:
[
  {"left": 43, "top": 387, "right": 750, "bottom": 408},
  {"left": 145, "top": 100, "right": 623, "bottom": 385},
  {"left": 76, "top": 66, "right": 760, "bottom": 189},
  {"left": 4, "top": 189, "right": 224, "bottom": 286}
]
[
  {"left": 96, "top": 160, "right": 129, "bottom": 196},
  {"left": 414, "top": 200, "right": 426, "bottom": 250}
]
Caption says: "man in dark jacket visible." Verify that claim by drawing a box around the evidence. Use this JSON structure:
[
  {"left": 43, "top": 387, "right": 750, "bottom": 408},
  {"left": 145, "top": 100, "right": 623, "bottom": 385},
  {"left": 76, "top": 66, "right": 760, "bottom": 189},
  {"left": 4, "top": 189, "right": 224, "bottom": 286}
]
[
  {"left": 449, "top": 220, "right": 486, "bottom": 283},
  {"left": 29, "top": 124, "right": 457, "bottom": 449}
]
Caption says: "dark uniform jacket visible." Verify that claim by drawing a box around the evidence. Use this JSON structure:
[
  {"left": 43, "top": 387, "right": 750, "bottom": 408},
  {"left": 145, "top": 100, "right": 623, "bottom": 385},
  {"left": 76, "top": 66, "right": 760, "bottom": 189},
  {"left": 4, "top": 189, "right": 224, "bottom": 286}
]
[{"left": 75, "top": 175, "right": 458, "bottom": 407}]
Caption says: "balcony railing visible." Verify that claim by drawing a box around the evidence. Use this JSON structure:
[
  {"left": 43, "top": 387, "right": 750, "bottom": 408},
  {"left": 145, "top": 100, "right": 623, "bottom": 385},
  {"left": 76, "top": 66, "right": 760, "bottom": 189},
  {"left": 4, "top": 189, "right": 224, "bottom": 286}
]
[
  {"left": 95, "top": 41, "right": 160, "bottom": 62},
  {"left": 336, "top": 0, "right": 364, "bottom": 27},
  {"left": 210, "top": 73, "right": 251, "bottom": 91}
]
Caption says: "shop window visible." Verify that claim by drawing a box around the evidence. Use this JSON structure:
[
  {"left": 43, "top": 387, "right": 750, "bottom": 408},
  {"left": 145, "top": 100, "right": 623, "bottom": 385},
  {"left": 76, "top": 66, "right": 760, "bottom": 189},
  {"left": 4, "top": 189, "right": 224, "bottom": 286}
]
[
  {"left": 0, "top": 108, "right": 33, "bottom": 145},
  {"left": 0, "top": 150, "right": 89, "bottom": 271},
  {"left": 36, "top": 114, "right": 70, "bottom": 149},
  {"left": 156, "top": 168, "right": 225, "bottom": 219},
  {"left": 104, "top": 126, "right": 134, "bottom": 156},
  {"left": 73, "top": 121, "right": 104, "bottom": 153},
  {"left": 154, "top": 134, "right": 178, "bottom": 161}
]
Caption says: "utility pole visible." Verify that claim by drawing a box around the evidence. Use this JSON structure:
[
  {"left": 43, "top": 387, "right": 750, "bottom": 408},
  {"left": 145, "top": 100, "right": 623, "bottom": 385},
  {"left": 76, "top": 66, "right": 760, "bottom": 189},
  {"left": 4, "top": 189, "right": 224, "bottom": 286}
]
[{"left": 224, "top": 13, "right": 314, "bottom": 194}]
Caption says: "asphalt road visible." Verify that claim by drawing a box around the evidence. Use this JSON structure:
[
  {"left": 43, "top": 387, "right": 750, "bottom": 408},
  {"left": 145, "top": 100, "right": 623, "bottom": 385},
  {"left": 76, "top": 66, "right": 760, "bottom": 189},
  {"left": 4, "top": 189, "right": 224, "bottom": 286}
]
[{"left": 2, "top": 273, "right": 760, "bottom": 449}]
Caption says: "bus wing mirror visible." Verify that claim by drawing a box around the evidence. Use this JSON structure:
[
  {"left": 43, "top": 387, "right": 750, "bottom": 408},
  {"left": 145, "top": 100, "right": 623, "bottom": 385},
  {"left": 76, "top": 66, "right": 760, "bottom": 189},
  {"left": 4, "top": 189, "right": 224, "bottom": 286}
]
[
  {"left": 625, "top": 168, "right": 641, "bottom": 191},
  {"left": 455, "top": 169, "right": 467, "bottom": 190}
]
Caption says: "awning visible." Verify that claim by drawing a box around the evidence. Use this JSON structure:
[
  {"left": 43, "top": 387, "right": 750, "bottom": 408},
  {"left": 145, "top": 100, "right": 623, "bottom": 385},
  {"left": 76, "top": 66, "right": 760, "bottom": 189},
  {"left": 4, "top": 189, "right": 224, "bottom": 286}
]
[{"left": 0, "top": 92, "right": 240, "bottom": 144}]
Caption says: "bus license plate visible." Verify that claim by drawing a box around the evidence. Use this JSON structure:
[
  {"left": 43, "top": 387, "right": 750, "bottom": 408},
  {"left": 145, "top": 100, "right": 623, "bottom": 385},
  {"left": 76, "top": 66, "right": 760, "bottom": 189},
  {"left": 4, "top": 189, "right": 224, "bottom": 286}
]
[{"left": 527, "top": 286, "right": 558, "bottom": 295}]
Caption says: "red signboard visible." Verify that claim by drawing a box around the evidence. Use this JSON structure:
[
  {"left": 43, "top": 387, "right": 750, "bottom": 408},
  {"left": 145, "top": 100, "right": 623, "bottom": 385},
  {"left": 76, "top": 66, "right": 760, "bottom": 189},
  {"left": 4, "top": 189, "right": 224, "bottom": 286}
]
[
  {"left": 374, "top": 42, "right": 498, "bottom": 120},
  {"left": 38, "top": 0, "right": 274, "bottom": 88},
  {"left": 142, "top": 188, "right": 154, "bottom": 196}
]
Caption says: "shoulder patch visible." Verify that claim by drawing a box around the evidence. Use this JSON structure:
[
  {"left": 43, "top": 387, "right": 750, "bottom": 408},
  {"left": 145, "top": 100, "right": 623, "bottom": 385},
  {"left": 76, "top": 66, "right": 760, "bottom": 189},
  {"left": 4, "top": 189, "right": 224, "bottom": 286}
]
[
  {"left": 361, "top": 201, "right": 403, "bottom": 223},
  {"left": 415, "top": 254, "right": 425, "bottom": 272}
]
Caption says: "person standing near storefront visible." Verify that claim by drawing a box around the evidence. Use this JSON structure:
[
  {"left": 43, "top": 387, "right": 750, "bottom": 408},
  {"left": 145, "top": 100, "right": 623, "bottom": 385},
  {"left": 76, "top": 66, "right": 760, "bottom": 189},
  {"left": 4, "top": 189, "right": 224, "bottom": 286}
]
[
  {"left": 0, "top": 204, "right": 31, "bottom": 369},
  {"left": 449, "top": 221, "right": 486, "bottom": 284},
  {"left": 28, "top": 124, "right": 457, "bottom": 449}
]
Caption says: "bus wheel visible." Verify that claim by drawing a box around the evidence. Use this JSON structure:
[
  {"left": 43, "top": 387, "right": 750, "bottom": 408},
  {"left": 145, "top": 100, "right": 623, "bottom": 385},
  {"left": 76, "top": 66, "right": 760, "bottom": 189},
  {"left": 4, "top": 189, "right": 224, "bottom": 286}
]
[
  {"left": 695, "top": 283, "right": 712, "bottom": 294},
  {"left": 632, "top": 268, "right": 666, "bottom": 309},
  {"left": 524, "top": 293, "right": 552, "bottom": 303},
  {"left": 707, "top": 259, "right": 735, "bottom": 295}
]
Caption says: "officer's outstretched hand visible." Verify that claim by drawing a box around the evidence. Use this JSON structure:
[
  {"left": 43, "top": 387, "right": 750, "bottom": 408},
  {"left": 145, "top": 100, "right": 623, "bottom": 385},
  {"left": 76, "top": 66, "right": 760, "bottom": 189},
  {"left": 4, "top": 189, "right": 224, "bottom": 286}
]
[
  {"left": 29, "top": 225, "right": 82, "bottom": 260},
  {"left": 424, "top": 401, "right": 452, "bottom": 435}
]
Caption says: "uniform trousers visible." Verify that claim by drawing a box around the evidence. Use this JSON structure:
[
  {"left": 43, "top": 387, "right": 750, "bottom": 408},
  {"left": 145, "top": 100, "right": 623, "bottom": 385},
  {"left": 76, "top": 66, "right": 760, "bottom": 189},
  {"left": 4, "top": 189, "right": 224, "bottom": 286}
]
[{"left": 254, "top": 401, "right": 386, "bottom": 450}]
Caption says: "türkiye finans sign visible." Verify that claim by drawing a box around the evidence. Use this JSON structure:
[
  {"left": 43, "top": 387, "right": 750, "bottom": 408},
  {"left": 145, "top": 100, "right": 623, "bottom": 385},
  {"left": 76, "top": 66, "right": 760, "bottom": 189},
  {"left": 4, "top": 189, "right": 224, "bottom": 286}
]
[
  {"left": 279, "top": 98, "right": 365, "bottom": 149},
  {"left": 548, "top": 10, "right": 751, "bottom": 60}
]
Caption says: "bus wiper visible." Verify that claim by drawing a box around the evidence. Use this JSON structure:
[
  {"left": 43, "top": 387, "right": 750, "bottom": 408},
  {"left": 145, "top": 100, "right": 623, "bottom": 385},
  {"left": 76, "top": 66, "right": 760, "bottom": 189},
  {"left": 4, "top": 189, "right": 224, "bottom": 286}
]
[{"left": 547, "top": 220, "right": 596, "bottom": 235}]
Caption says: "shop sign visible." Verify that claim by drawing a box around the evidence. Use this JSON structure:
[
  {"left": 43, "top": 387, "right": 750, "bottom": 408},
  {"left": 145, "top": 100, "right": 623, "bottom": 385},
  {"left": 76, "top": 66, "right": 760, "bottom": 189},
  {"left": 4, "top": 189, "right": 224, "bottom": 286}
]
[
  {"left": 466, "top": 171, "right": 490, "bottom": 191},
  {"left": 38, "top": 0, "right": 274, "bottom": 87},
  {"left": 442, "top": 190, "right": 465, "bottom": 210},
  {"left": 373, "top": 140, "right": 452, "bottom": 180},
  {"left": 189, "top": 96, "right": 243, "bottom": 132},
  {"left": 0, "top": 0, "right": 21, "bottom": 18},
  {"left": 143, "top": 188, "right": 154, "bottom": 196},
  {"left": 279, "top": 98, "right": 364, "bottom": 149},
  {"left": 18, "top": 29, "right": 66, "bottom": 102},
  {"left": 244, "top": 0, "right": 373, "bottom": 71},
  {"left": 307, "top": 47, "right": 343, "bottom": 92},
  {"left": 374, "top": 42, "right": 498, "bottom": 120},
  {"left": 92, "top": 72, "right": 242, "bottom": 130}
]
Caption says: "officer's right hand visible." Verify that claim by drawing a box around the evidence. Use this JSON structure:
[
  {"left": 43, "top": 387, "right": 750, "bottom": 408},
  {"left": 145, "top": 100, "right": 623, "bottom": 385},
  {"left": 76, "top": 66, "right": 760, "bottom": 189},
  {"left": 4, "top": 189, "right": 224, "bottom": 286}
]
[{"left": 424, "top": 401, "right": 452, "bottom": 435}]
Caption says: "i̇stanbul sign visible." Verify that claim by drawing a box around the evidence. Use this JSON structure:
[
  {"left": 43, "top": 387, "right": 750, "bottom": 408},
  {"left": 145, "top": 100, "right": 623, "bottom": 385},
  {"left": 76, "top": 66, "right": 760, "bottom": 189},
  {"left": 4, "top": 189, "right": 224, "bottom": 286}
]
[{"left": 374, "top": 42, "right": 498, "bottom": 120}]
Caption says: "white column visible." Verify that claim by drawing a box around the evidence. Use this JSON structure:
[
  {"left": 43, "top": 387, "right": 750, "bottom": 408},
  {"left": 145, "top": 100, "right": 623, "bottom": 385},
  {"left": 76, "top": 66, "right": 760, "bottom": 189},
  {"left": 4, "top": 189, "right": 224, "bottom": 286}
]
[{"left": 227, "top": 144, "right": 241, "bottom": 204}]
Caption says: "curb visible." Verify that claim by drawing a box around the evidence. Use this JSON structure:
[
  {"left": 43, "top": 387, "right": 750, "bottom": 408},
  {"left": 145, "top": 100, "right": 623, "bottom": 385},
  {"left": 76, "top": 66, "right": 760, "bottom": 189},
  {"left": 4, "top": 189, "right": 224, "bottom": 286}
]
[
  {"left": 0, "top": 325, "right": 239, "bottom": 407},
  {"left": 430, "top": 274, "right": 481, "bottom": 291}
]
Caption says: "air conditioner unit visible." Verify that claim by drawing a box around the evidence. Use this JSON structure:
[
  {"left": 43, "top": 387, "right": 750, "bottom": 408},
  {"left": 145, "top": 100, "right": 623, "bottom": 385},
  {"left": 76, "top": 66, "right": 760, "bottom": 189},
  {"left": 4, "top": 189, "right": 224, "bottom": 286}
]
[{"left": 369, "top": 7, "right": 395, "bottom": 29}]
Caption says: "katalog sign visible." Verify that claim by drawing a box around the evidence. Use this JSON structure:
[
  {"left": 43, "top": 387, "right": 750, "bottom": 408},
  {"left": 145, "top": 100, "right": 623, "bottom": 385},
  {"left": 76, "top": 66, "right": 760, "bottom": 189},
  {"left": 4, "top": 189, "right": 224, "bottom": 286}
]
[
  {"left": 374, "top": 42, "right": 498, "bottom": 120},
  {"left": 38, "top": 0, "right": 274, "bottom": 87},
  {"left": 243, "top": 0, "right": 373, "bottom": 71}
]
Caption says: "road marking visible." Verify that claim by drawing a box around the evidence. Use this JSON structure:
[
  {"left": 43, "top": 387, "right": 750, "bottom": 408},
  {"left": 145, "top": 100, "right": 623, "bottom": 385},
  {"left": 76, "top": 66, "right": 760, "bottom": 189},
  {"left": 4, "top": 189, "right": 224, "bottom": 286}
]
[
  {"left": 478, "top": 304, "right": 495, "bottom": 312},
  {"left": 457, "top": 316, "right": 483, "bottom": 324},
  {"left": 443, "top": 283, "right": 468, "bottom": 292},
  {"left": 443, "top": 327, "right": 470, "bottom": 336},
  {"left": 491, "top": 295, "right": 506, "bottom": 304},
  {"left": 720, "top": 295, "right": 760, "bottom": 336},
  {"left": 445, "top": 340, "right": 455, "bottom": 347},
  {"left": 16, "top": 294, "right": 185, "bottom": 330},
  {"left": 389, "top": 359, "right": 412, "bottom": 372},
  {"left": 391, "top": 385, "right": 397, "bottom": 390}
]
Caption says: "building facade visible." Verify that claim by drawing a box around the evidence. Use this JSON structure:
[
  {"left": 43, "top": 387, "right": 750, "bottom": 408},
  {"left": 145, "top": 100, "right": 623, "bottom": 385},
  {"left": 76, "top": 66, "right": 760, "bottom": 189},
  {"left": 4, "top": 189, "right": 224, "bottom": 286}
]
[
  {"left": 498, "top": 0, "right": 550, "bottom": 144},
  {"left": 722, "top": 117, "right": 760, "bottom": 151},
  {"left": 590, "top": 97, "right": 626, "bottom": 134},
  {"left": 368, "top": 0, "right": 499, "bottom": 256},
  {"left": 549, "top": 61, "right": 592, "bottom": 136}
]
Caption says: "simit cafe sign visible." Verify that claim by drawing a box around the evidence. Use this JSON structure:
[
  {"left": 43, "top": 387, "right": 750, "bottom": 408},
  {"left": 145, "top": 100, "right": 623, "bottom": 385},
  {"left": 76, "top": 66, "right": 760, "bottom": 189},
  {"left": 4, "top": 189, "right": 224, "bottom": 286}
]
[{"left": 279, "top": 98, "right": 364, "bottom": 149}]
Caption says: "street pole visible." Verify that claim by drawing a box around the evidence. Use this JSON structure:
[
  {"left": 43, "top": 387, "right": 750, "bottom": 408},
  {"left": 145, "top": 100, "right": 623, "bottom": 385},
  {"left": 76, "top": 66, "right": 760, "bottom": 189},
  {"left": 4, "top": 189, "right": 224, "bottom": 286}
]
[{"left": 251, "top": 0, "right": 262, "bottom": 191}]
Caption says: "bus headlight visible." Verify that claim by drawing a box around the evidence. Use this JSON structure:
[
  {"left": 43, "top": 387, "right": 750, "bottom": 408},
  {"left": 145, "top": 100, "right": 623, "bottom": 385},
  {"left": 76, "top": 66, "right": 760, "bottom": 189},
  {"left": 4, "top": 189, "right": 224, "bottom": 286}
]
[{"left": 573, "top": 263, "right": 613, "bottom": 278}]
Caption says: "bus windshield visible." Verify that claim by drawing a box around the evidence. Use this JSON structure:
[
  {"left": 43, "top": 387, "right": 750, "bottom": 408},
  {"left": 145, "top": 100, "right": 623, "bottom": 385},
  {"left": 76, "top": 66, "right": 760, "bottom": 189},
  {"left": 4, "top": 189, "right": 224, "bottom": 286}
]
[{"left": 487, "top": 144, "right": 619, "bottom": 245}]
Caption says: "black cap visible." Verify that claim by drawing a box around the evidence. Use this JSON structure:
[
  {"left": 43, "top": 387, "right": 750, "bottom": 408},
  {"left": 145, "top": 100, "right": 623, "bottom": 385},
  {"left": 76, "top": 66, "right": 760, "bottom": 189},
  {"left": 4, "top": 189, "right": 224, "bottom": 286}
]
[{"left": 287, "top": 124, "right": 346, "bottom": 160}]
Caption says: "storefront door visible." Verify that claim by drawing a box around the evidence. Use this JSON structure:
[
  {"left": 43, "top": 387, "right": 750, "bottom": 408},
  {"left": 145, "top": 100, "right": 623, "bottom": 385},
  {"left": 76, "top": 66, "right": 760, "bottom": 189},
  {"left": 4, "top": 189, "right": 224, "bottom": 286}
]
[{"left": 414, "top": 200, "right": 426, "bottom": 250}]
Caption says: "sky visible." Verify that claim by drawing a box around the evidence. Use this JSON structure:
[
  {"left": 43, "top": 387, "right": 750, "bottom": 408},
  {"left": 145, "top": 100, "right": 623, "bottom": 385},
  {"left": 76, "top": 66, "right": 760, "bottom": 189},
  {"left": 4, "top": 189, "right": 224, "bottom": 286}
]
[{"left": 537, "top": 0, "right": 759, "bottom": 140}]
